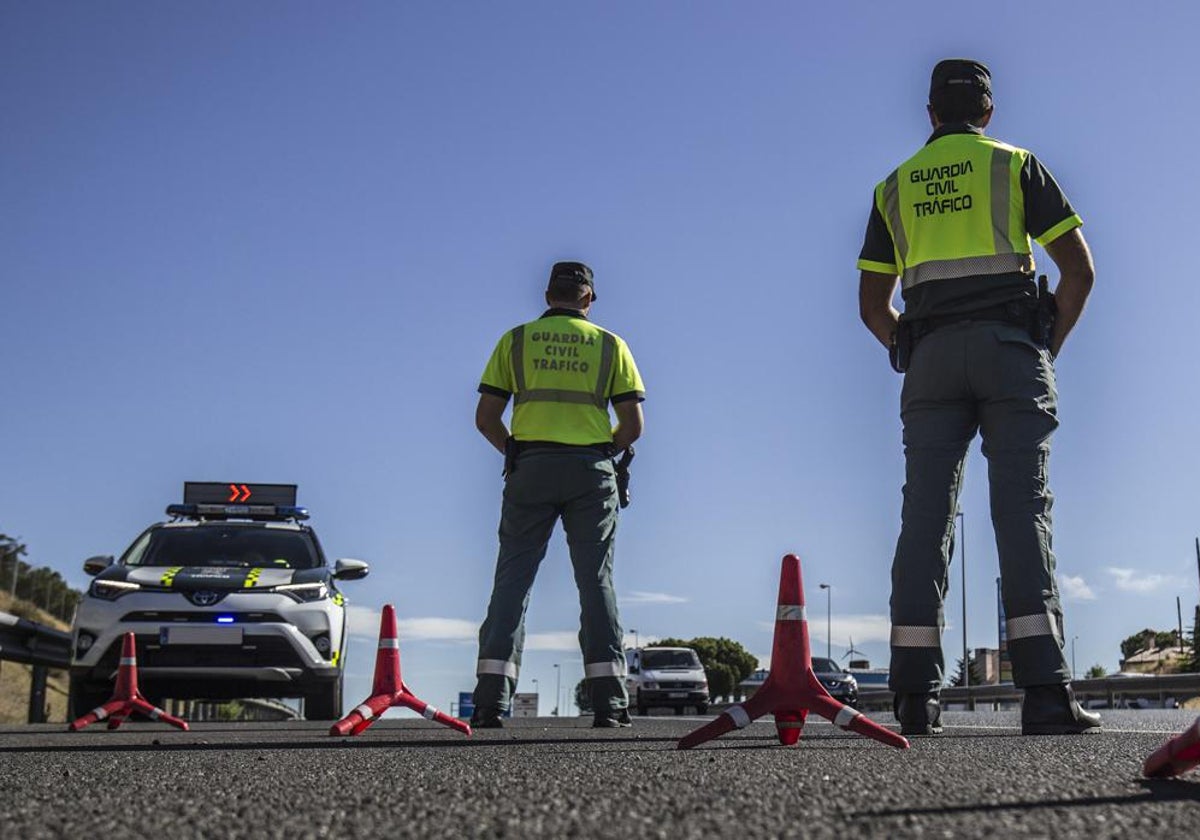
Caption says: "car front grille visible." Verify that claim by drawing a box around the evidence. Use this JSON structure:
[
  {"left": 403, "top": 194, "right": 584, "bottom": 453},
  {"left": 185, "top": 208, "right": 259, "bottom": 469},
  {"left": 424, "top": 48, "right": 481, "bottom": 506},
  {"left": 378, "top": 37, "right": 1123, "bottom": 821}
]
[
  {"left": 93, "top": 635, "right": 305, "bottom": 670},
  {"left": 121, "top": 611, "right": 287, "bottom": 623}
]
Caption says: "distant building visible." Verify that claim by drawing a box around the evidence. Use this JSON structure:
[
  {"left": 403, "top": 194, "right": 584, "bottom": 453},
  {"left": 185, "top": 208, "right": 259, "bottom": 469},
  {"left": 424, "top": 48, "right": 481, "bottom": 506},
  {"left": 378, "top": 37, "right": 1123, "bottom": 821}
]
[{"left": 1120, "top": 646, "right": 1189, "bottom": 675}]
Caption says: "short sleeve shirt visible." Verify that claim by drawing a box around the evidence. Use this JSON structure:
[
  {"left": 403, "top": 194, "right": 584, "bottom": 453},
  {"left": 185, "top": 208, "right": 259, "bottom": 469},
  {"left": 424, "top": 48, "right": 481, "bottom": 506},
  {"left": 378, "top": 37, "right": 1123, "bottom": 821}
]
[{"left": 479, "top": 309, "right": 645, "bottom": 445}]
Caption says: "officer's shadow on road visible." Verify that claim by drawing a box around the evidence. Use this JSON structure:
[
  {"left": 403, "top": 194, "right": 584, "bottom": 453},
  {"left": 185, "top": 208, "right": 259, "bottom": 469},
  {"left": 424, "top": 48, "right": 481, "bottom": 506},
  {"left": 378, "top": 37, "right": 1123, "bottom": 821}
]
[
  {"left": 858, "top": 777, "right": 1200, "bottom": 819},
  {"left": 0, "top": 733, "right": 683, "bottom": 755}
]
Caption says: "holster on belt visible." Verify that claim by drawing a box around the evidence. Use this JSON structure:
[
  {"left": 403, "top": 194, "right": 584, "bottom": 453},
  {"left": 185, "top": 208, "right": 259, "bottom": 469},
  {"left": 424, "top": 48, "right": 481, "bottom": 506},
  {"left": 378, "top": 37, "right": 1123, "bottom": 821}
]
[
  {"left": 614, "top": 446, "right": 635, "bottom": 509},
  {"left": 503, "top": 436, "right": 519, "bottom": 477}
]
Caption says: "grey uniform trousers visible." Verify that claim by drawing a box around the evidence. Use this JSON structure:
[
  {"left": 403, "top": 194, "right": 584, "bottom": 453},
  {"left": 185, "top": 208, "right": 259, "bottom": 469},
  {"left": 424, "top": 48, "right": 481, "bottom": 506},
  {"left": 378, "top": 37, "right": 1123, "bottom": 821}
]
[
  {"left": 890, "top": 320, "right": 1071, "bottom": 693},
  {"left": 473, "top": 448, "right": 628, "bottom": 716}
]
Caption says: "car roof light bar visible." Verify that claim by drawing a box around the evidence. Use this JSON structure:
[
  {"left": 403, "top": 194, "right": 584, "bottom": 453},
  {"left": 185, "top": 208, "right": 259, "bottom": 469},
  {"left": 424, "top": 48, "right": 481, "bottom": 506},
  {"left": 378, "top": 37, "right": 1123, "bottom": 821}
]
[{"left": 165, "top": 503, "right": 310, "bottom": 522}]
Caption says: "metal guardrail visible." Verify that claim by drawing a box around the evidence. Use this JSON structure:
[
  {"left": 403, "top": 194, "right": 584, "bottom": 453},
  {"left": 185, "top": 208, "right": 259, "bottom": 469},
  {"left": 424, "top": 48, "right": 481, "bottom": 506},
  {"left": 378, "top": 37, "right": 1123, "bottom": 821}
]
[
  {"left": 0, "top": 610, "right": 72, "bottom": 668},
  {"left": 858, "top": 672, "right": 1200, "bottom": 712},
  {"left": 0, "top": 609, "right": 73, "bottom": 723}
]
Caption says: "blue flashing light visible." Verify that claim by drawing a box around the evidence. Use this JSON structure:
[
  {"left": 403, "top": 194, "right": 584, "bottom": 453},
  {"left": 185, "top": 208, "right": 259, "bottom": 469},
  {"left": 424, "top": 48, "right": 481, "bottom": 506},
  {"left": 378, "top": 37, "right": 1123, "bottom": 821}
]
[{"left": 216, "top": 616, "right": 235, "bottom": 624}]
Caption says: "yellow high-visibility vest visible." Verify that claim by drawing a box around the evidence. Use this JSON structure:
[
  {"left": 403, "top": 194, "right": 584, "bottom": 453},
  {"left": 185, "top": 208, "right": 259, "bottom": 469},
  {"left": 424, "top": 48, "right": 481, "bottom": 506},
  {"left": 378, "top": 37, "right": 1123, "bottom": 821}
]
[{"left": 859, "top": 132, "right": 1079, "bottom": 290}]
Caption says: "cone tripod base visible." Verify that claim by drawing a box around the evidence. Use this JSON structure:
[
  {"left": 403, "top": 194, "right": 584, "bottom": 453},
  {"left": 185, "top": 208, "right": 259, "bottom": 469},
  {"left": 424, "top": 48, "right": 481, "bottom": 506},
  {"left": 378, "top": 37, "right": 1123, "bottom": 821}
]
[
  {"left": 1143, "top": 716, "right": 1200, "bottom": 778},
  {"left": 330, "top": 603, "right": 472, "bottom": 737},
  {"left": 68, "top": 632, "right": 189, "bottom": 732},
  {"left": 678, "top": 554, "right": 908, "bottom": 751}
]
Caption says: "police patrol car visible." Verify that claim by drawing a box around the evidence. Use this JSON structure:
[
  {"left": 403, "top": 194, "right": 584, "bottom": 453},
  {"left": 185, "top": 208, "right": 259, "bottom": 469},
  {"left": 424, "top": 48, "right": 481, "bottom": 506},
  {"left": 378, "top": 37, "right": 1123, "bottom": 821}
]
[{"left": 69, "top": 483, "right": 368, "bottom": 720}]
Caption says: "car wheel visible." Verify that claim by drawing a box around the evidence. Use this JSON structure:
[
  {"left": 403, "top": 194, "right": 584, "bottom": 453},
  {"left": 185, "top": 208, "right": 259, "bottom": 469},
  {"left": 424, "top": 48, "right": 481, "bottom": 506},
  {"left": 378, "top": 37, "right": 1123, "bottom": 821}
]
[
  {"left": 696, "top": 704, "right": 709, "bottom": 715},
  {"left": 304, "top": 677, "right": 343, "bottom": 721},
  {"left": 68, "top": 678, "right": 110, "bottom": 719},
  {"left": 673, "top": 705, "right": 684, "bottom": 715},
  {"left": 636, "top": 702, "right": 648, "bottom": 716}
]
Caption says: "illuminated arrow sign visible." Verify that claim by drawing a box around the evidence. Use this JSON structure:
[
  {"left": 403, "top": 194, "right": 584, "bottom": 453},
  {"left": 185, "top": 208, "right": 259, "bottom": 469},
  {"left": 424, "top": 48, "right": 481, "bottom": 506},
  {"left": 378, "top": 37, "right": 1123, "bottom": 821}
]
[{"left": 227, "top": 484, "right": 252, "bottom": 503}]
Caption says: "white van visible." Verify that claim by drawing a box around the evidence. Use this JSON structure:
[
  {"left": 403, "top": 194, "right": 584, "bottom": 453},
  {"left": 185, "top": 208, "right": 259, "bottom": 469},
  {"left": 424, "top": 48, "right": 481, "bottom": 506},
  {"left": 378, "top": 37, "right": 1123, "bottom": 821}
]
[{"left": 625, "top": 646, "right": 709, "bottom": 715}]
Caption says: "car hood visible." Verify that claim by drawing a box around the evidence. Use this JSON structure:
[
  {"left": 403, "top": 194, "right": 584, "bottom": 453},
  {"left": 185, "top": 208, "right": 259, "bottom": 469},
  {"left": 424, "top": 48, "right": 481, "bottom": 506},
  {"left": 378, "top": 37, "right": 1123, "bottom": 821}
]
[{"left": 113, "top": 565, "right": 306, "bottom": 591}]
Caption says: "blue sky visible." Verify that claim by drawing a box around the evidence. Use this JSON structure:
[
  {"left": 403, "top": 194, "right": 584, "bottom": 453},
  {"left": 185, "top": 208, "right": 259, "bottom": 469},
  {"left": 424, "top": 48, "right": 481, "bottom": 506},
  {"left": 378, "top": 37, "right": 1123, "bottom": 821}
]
[{"left": 4, "top": 2, "right": 1199, "bottom": 717}]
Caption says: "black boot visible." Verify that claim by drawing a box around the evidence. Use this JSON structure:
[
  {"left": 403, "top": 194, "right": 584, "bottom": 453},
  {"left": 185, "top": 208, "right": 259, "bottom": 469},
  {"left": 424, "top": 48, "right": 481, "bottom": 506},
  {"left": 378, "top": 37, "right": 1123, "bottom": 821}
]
[
  {"left": 470, "top": 708, "right": 504, "bottom": 729},
  {"left": 1021, "top": 684, "right": 1101, "bottom": 735},
  {"left": 894, "top": 692, "right": 943, "bottom": 736}
]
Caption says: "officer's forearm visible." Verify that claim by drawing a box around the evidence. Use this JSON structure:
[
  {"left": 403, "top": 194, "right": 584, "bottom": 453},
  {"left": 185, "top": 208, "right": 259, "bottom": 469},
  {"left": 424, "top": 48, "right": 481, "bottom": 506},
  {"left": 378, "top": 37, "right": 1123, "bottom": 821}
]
[
  {"left": 1045, "top": 229, "right": 1095, "bottom": 357},
  {"left": 611, "top": 401, "right": 643, "bottom": 451},
  {"left": 475, "top": 394, "right": 511, "bottom": 454},
  {"left": 479, "top": 420, "right": 510, "bottom": 454},
  {"left": 859, "top": 271, "right": 902, "bottom": 348}
]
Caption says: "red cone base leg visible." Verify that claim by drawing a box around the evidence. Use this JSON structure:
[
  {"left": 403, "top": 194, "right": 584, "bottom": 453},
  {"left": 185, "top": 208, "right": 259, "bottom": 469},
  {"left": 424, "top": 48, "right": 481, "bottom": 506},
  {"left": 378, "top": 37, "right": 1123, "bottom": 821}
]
[
  {"left": 679, "top": 555, "right": 908, "bottom": 751},
  {"left": 68, "top": 633, "right": 189, "bottom": 732},
  {"left": 1144, "top": 717, "right": 1200, "bottom": 778},
  {"left": 330, "top": 604, "right": 472, "bottom": 737}
]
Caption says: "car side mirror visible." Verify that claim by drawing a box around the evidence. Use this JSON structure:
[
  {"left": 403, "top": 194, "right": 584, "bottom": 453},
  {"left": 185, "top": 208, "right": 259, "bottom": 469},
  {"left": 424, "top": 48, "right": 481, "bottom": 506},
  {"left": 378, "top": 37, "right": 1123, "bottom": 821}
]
[
  {"left": 83, "top": 555, "right": 114, "bottom": 576},
  {"left": 333, "top": 558, "right": 370, "bottom": 581}
]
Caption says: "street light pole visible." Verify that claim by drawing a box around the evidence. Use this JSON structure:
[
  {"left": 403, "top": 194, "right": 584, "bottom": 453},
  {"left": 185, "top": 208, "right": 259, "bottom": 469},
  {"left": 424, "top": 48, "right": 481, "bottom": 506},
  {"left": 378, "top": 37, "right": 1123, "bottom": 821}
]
[
  {"left": 818, "top": 584, "right": 831, "bottom": 660},
  {"left": 630, "top": 628, "right": 638, "bottom": 649},
  {"left": 1071, "top": 635, "right": 1078, "bottom": 680},
  {"left": 956, "top": 510, "right": 968, "bottom": 688},
  {"left": 532, "top": 678, "right": 539, "bottom": 717},
  {"left": 553, "top": 663, "right": 561, "bottom": 716}
]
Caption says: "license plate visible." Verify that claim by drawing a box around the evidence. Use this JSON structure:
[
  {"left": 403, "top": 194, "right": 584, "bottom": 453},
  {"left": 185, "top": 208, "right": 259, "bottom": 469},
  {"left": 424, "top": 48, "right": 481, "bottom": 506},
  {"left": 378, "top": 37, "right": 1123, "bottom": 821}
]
[
  {"left": 161, "top": 625, "right": 244, "bottom": 645},
  {"left": 668, "top": 692, "right": 688, "bottom": 699}
]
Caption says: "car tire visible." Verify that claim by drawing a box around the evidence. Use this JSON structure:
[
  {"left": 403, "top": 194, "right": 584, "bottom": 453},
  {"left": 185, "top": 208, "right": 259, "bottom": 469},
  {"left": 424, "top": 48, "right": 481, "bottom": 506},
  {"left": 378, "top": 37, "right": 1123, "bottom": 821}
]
[
  {"left": 304, "top": 677, "right": 343, "bottom": 721},
  {"left": 696, "top": 703, "right": 709, "bottom": 715},
  {"left": 68, "top": 678, "right": 110, "bottom": 719},
  {"left": 673, "top": 705, "right": 684, "bottom": 715},
  {"left": 636, "top": 702, "right": 648, "bottom": 716}
]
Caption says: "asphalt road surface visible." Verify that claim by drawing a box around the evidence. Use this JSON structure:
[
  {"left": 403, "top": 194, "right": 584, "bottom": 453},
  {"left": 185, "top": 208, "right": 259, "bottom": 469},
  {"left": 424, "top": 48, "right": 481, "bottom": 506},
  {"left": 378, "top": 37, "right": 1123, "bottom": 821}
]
[{"left": 2, "top": 710, "right": 1198, "bottom": 838}]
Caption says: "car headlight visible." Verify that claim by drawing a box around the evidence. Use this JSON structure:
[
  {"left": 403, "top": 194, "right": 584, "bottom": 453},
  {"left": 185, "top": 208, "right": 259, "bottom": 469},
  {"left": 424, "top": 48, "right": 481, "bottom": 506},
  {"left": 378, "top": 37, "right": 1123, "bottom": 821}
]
[
  {"left": 90, "top": 579, "right": 141, "bottom": 601},
  {"left": 826, "top": 679, "right": 842, "bottom": 688},
  {"left": 275, "top": 582, "right": 329, "bottom": 603},
  {"left": 642, "top": 681, "right": 658, "bottom": 690}
]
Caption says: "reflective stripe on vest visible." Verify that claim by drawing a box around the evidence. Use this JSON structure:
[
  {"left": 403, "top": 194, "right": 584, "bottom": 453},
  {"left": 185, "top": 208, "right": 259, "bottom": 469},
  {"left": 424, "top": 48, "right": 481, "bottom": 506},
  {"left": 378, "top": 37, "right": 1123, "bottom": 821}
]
[
  {"left": 881, "top": 141, "right": 1033, "bottom": 290},
  {"left": 509, "top": 324, "right": 615, "bottom": 410}
]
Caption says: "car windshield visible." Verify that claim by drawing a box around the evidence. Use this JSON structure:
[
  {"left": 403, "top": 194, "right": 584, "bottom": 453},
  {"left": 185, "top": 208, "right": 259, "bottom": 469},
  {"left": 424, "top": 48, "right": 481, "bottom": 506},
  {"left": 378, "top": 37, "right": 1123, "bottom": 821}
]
[
  {"left": 123, "top": 526, "right": 321, "bottom": 570},
  {"left": 812, "top": 658, "right": 843, "bottom": 674},
  {"left": 642, "top": 650, "right": 700, "bottom": 669}
]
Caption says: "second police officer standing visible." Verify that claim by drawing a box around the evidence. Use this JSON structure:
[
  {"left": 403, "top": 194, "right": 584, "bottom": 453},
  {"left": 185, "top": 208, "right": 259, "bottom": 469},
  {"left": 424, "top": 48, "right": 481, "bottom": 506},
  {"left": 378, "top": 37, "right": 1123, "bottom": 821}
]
[
  {"left": 471, "top": 261, "right": 645, "bottom": 729},
  {"left": 857, "top": 60, "right": 1099, "bottom": 735}
]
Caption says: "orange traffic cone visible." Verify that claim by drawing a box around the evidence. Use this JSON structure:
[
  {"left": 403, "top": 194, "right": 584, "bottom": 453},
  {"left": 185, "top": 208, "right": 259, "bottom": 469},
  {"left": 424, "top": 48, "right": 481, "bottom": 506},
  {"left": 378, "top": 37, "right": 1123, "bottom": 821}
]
[
  {"left": 330, "top": 604, "right": 472, "bottom": 737},
  {"left": 68, "top": 632, "right": 189, "bottom": 732},
  {"left": 1143, "top": 716, "right": 1200, "bottom": 778},
  {"left": 679, "top": 554, "right": 908, "bottom": 751}
]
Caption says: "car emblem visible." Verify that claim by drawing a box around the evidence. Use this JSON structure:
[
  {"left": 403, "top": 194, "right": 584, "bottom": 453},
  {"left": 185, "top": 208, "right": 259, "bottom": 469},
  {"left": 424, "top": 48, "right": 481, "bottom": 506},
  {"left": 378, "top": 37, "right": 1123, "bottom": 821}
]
[{"left": 189, "top": 590, "right": 223, "bottom": 607}]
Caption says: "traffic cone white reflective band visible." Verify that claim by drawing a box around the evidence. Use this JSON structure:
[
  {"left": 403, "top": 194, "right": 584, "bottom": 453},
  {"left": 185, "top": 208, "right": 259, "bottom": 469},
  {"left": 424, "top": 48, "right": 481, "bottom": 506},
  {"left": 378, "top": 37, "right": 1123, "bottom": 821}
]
[
  {"left": 355, "top": 704, "right": 376, "bottom": 721},
  {"left": 423, "top": 706, "right": 438, "bottom": 720},
  {"left": 148, "top": 708, "right": 162, "bottom": 720},
  {"left": 776, "top": 605, "right": 805, "bottom": 621},
  {"left": 584, "top": 661, "right": 624, "bottom": 678},
  {"left": 727, "top": 705, "right": 751, "bottom": 729},
  {"left": 92, "top": 706, "right": 110, "bottom": 720},
  {"left": 119, "top": 657, "right": 137, "bottom": 666},
  {"left": 834, "top": 706, "right": 860, "bottom": 729},
  {"left": 378, "top": 638, "right": 400, "bottom": 649},
  {"left": 890, "top": 625, "right": 941, "bottom": 647},
  {"left": 476, "top": 659, "right": 519, "bottom": 679},
  {"left": 1006, "top": 612, "right": 1057, "bottom": 641}
]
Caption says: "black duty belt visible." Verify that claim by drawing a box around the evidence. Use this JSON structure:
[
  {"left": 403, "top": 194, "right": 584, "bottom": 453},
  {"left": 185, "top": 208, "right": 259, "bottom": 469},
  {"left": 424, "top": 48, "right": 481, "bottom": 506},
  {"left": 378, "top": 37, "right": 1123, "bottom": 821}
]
[
  {"left": 514, "top": 440, "right": 613, "bottom": 455},
  {"left": 918, "top": 300, "right": 1030, "bottom": 335}
]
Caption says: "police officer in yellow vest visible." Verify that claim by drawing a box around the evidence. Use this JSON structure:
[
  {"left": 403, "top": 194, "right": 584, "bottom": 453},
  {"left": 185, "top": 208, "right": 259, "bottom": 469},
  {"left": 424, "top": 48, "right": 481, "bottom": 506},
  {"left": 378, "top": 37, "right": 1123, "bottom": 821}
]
[
  {"left": 471, "top": 261, "right": 645, "bottom": 728},
  {"left": 858, "top": 60, "right": 1099, "bottom": 735}
]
